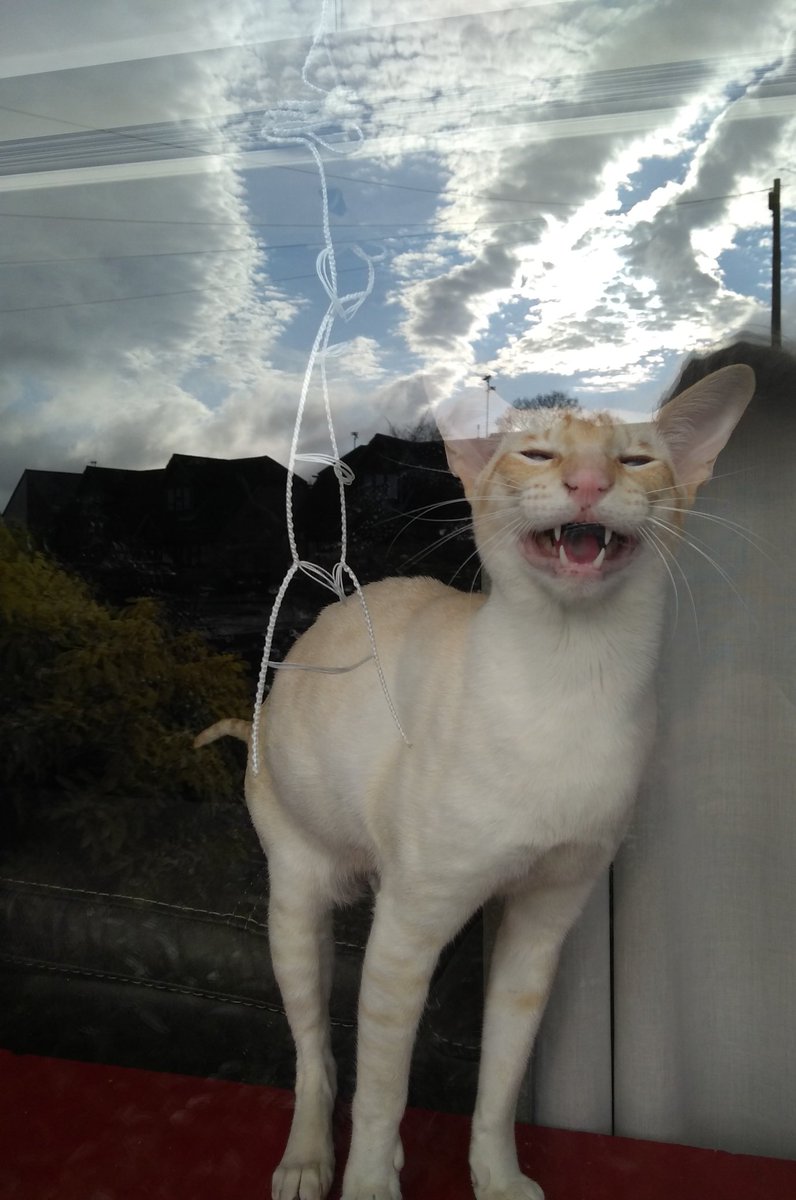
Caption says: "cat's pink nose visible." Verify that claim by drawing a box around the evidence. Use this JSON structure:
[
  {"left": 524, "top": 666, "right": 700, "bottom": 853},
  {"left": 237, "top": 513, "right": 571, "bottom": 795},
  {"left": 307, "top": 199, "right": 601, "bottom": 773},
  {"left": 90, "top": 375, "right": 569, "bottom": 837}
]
[{"left": 562, "top": 465, "right": 611, "bottom": 509}]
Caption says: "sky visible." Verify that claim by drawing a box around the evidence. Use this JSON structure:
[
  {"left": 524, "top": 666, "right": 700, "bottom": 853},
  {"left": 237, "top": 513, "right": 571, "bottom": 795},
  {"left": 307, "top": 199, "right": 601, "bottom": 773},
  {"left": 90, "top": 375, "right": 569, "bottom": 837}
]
[{"left": 1, "top": 0, "right": 795, "bottom": 507}]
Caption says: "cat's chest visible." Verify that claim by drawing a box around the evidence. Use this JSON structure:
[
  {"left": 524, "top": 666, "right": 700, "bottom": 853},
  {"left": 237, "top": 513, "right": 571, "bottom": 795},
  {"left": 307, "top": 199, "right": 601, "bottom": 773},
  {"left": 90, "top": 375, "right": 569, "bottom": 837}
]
[
  {"left": 440, "top": 636, "right": 656, "bottom": 848},
  {"left": 490, "top": 696, "right": 645, "bottom": 811}
]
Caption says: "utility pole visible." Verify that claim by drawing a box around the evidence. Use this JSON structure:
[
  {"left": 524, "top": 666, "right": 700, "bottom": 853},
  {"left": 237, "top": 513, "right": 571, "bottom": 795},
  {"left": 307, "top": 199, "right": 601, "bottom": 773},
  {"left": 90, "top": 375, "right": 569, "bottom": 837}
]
[
  {"left": 768, "top": 178, "right": 781, "bottom": 348},
  {"left": 482, "top": 374, "right": 496, "bottom": 437},
  {"left": 351, "top": 431, "right": 358, "bottom": 449}
]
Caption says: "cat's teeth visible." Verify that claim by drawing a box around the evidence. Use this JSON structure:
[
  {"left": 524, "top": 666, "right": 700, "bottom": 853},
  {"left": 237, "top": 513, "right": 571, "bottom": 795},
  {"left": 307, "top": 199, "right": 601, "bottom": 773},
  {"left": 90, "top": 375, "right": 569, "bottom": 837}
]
[
  {"left": 594, "top": 547, "right": 606, "bottom": 568},
  {"left": 604, "top": 529, "right": 613, "bottom": 546},
  {"left": 554, "top": 525, "right": 562, "bottom": 543},
  {"left": 559, "top": 543, "right": 568, "bottom": 565}
]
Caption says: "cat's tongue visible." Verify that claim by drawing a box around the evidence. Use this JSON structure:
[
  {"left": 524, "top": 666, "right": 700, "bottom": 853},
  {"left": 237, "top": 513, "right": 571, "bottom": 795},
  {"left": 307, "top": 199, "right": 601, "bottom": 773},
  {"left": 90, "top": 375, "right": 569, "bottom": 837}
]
[{"left": 561, "top": 526, "right": 603, "bottom": 563}]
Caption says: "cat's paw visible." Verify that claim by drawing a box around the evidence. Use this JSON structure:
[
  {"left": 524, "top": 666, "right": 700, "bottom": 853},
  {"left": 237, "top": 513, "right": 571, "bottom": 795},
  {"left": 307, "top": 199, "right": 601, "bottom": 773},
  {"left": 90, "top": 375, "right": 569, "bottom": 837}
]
[
  {"left": 339, "top": 1170, "right": 401, "bottom": 1200},
  {"left": 272, "top": 1155, "right": 334, "bottom": 1200},
  {"left": 471, "top": 1169, "right": 544, "bottom": 1200}
]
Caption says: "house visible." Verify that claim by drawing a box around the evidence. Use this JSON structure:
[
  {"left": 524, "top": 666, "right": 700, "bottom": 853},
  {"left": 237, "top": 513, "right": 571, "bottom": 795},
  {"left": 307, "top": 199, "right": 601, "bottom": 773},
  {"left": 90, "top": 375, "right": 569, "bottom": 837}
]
[
  {"left": 3, "top": 436, "right": 476, "bottom": 675},
  {"left": 3, "top": 469, "right": 82, "bottom": 546},
  {"left": 3, "top": 454, "right": 310, "bottom": 676},
  {"left": 4, "top": 454, "right": 305, "bottom": 594},
  {"left": 304, "top": 433, "right": 476, "bottom": 588}
]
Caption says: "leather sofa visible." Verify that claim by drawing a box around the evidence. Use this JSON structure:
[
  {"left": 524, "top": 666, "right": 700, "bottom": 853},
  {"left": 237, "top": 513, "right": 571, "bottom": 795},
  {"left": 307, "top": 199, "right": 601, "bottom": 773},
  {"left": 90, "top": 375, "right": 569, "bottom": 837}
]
[{"left": 0, "top": 790, "right": 482, "bottom": 1113}]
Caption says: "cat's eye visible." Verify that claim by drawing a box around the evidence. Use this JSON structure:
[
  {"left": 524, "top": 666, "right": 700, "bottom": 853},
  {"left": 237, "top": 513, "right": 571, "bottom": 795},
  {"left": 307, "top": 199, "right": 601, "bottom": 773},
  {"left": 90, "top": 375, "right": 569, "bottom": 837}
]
[
  {"left": 520, "top": 449, "right": 555, "bottom": 462},
  {"left": 619, "top": 454, "right": 655, "bottom": 467}
]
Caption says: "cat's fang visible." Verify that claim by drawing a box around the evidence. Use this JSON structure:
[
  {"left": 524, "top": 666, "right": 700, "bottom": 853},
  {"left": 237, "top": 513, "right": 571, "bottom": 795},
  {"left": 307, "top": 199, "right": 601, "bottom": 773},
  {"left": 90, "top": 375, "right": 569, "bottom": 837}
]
[
  {"left": 594, "top": 547, "right": 606, "bottom": 568},
  {"left": 554, "top": 525, "right": 562, "bottom": 543},
  {"left": 559, "top": 543, "right": 568, "bottom": 565},
  {"left": 604, "top": 529, "right": 613, "bottom": 546}
]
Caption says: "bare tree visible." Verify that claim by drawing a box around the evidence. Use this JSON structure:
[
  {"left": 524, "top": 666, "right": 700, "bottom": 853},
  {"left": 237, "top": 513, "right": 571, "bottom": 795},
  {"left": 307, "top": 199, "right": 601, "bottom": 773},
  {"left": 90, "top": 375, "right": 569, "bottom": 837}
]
[
  {"left": 512, "top": 390, "right": 579, "bottom": 410},
  {"left": 387, "top": 412, "right": 443, "bottom": 441}
]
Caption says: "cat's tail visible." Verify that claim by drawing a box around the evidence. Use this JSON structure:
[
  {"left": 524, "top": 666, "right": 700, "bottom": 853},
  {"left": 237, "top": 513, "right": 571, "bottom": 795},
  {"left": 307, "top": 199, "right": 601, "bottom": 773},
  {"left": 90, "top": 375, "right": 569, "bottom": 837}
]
[{"left": 193, "top": 718, "right": 252, "bottom": 749}]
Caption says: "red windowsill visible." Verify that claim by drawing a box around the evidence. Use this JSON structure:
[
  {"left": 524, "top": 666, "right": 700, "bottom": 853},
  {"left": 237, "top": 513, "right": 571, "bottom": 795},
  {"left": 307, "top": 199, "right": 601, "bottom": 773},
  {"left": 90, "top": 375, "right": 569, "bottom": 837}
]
[{"left": 1, "top": 1049, "right": 793, "bottom": 1199}]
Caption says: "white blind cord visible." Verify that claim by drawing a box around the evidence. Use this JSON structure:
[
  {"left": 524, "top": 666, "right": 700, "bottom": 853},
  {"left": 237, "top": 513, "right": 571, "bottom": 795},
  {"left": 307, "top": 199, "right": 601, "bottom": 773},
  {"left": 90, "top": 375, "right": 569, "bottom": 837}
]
[{"left": 250, "top": 0, "right": 409, "bottom": 773}]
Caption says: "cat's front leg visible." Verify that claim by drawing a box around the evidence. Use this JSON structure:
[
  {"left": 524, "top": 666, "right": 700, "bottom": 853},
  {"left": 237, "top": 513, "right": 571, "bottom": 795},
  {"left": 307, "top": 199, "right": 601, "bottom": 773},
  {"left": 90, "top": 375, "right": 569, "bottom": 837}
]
[
  {"left": 341, "top": 886, "right": 462, "bottom": 1200},
  {"left": 469, "top": 877, "right": 598, "bottom": 1200},
  {"left": 265, "top": 841, "right": 338, "bottom": 1200}
]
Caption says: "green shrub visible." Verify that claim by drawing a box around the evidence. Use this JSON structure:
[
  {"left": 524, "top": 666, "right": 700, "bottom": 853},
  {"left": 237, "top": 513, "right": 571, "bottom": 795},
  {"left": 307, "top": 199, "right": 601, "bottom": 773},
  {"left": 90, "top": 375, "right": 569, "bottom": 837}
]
[{"left": 0, "top": 522, "right": 250, "bottom": 857}]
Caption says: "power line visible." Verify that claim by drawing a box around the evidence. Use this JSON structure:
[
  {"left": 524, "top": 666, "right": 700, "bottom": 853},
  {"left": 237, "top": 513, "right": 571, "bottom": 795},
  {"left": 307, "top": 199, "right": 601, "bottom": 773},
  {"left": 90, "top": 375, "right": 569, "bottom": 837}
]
[
  {"left": 0, "top": 286, "right": 217, "bottom": 315},
  {"left": 0, "top": 173, "right": 783, "bottom": 314},
  {"left": 0, "top": 218, "right": 548, "bottom": 269},
  {"left": 276, "top": 163, "right": 577, "bottom": 209},
  {"left": 669, "top": 187, "right": 769, "bottom": 206},
  {"left": 0, "top": 183, "right": 772, "bottom": 238},
  {"left": 0, "top": 246, "right": 255, "bottom": 268},
  {"left": 0, "top": 102, "right": 217, "bottom": 164},
  {"left": 0, "top": 207, "right": 546, "bottom": 229},
  {"left": 0, "top": 265, "right": 372, "bottom": 315}
]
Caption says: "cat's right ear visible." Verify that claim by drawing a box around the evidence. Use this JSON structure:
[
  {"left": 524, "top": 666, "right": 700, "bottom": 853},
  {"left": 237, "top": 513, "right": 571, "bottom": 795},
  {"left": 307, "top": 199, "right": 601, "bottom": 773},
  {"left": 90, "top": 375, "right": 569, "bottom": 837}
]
[{"left": 435, "top": 387, "right": 510, "bottom": 490}]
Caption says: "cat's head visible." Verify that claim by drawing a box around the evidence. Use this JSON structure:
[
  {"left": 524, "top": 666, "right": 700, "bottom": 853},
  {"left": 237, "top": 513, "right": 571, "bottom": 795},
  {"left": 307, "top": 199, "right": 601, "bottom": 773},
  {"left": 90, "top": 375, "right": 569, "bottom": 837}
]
[{"left": 436, "top": 364, "right": 755, "bottom": 604}]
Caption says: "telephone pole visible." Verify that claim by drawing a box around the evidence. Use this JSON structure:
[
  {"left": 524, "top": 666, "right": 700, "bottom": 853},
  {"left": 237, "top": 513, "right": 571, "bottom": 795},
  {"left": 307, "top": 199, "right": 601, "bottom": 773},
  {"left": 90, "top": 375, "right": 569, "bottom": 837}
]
[
  {"left": 482, "top": 374, "right": 496, "bottom": 437},
  {"left": 768, "top": 178, "right": 781, "bottom": 348}
]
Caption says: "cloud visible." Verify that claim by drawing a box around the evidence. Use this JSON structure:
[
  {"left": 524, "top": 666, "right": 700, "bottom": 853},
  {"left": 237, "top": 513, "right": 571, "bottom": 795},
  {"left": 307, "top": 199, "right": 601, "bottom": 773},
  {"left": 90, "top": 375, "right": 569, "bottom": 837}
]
[
  {"left": 0, "top": 1, "right": 307, "bottom": 504},
  {"left": 327, "top": 335, "right": 388, "bottom": 380},
  {"left": 1, "top": 0, "right": 795, "bottom": 511},
  {"left": 376, "top": 0, "right": 795, "bottom": 397}
]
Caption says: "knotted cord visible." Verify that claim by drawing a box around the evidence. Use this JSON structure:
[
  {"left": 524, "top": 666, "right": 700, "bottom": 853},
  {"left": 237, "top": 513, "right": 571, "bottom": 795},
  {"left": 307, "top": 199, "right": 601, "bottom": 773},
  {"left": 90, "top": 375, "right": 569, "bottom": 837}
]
[{"left": 251, "top": 0, "right": 409, "bottom": 772}]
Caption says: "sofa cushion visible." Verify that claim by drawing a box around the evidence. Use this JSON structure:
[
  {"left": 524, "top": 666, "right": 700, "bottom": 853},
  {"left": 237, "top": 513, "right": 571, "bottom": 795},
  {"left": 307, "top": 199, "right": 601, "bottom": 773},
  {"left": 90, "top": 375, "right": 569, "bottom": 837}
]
[{"left": 0, "top": 794, "right": 482, "bottom": 1110}]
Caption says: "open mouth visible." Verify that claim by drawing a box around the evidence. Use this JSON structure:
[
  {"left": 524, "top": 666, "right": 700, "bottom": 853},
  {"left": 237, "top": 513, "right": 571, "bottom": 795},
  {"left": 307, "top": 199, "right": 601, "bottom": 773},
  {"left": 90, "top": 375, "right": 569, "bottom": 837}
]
[{"left": 520, "top": 522, "right": 639, "bottom": 576}]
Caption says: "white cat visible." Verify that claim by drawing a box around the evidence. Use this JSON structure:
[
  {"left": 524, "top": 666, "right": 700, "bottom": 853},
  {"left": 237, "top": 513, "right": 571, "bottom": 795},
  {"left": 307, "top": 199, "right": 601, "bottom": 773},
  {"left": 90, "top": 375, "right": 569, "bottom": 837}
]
[{"left": 196, "top": 362, "right": 754, "bottom": 1200}]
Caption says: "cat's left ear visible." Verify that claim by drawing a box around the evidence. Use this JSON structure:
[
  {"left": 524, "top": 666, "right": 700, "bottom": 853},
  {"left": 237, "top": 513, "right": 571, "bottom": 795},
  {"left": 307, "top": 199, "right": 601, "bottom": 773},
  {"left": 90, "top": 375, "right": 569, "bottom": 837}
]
[{"left": 655, "top": 364, "right": 755, "bottom": 492}]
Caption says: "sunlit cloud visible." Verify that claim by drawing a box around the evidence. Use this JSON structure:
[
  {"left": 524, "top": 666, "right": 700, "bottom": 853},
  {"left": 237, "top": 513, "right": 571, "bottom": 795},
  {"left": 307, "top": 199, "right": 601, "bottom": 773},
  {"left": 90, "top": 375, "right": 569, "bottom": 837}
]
[{"left": 1, "top": 0, "right": 795, "bottom": 505}]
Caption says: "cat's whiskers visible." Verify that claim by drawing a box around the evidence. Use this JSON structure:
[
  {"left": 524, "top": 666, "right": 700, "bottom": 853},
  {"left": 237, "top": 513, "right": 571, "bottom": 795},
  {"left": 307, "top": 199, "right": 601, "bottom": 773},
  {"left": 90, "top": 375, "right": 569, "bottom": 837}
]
[
  {"left": 376, "top": 454, "right": 452, "bottom": 477},
  {"left": 651, "top": 503, "right": 777, "bottom": 563},
  {"left": 399, "top": 500, "right": 526, "bottom": 581},
  {"left": 375, "top": 496, "right": 471, "bottom": 532},
  {"left": 646, "top": 514, "right": 752, "bottom": 619},
  {"left": 396, "top": 494, "right": 521, "bottom": 564},
  {"left": 448, "top": 540, "right": 487, "bottom": 588},
  {"left": 384, "top": 497, "right": 473, "bottom": 555},
  {"left": 638, "top": 524, "right": 694, "bottom": 646},
  {"left": 468, "top": 563, "right": 485, "bottom": 597},
  {"left": 644, "top": 463, "right": 758, "bottom": 497},
  {"left": 397, "top": 518, "right": 478, "bottom": 571},
  {"left": 447, "top": 510, "right": 527, "bottom": 587}
]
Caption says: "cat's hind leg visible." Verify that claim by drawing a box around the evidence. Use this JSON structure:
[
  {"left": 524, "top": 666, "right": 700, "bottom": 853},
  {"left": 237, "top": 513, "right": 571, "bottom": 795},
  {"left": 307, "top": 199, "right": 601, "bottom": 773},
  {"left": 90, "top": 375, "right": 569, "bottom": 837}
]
[{"left": 264, "top": 833, "right": 341, "bottom": 1200}]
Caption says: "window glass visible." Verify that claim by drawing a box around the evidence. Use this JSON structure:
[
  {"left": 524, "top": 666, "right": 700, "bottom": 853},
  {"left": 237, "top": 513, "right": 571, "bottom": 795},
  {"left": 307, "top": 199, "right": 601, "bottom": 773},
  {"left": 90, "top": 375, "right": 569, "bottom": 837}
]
[{"left": 1, "top": 0, "right": 794, "bottom": 1189}]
